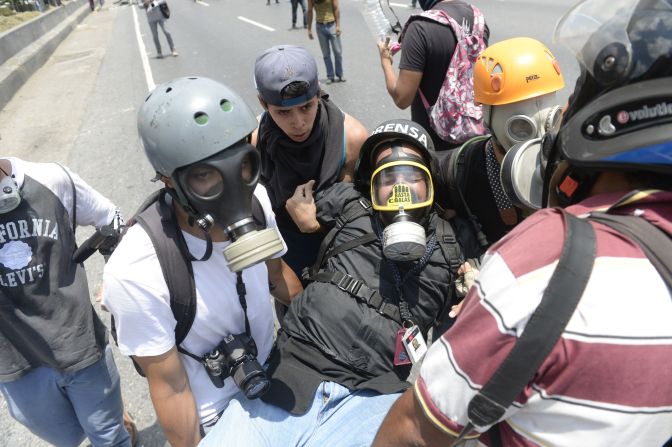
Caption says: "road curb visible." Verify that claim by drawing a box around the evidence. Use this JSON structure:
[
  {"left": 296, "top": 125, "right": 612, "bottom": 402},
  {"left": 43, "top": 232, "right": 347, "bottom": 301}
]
[{"left": 0, "top": 0, "right": 89, "bottom": 111}]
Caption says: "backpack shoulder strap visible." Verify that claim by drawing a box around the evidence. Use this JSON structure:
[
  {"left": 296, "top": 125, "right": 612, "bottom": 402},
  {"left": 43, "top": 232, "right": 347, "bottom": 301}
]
[
  {"left": 446, "top": 136, "right": 491, "bottom": 249},
  {"left": 587, "top": 212, "right": 672, "bottom": 292},
  {"left": 434, "top": 217, "right": 464, "bottom": 274},
  {"left": 454, "top": 210, "right": 596, "bottom": 444},
  {"left": 304, "top": 198, "right": 373, "bottom": 280},
  {"left": 134, "top": 193, "right": 197, "bottom": 346}
]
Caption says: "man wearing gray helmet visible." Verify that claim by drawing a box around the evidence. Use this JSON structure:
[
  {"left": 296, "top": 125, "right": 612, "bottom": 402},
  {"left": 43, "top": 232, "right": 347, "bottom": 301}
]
[
  {"left": 374, "top": 1, "right": 672, "bottom": 445},
  {"left": 102, "top": 77, "right": 302, "bottom": 446},
  {"left": 200, "top": 119, "right": 467, "bottom": 447}
]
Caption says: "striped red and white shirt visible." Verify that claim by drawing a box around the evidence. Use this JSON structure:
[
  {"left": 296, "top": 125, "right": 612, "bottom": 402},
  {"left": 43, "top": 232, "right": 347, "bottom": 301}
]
[{"left": 417, "top": 190, "right": 672, "bottom": 447}]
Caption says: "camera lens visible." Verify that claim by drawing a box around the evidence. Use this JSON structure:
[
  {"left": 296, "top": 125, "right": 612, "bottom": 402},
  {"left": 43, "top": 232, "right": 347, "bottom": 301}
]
[
  {"left": 231, "top": 359, "right": 270, "bottom": 399},
  {"left": 244, "top": 375, "right": 270, "bottom": 399}
]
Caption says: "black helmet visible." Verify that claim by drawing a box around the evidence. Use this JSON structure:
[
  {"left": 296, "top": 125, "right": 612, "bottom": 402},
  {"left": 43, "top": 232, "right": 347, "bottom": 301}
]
[
  {"left": 354, "top": 119, "right": 437, "bottom": 196},
  {"left": 551, "top": 0, "right": 672, "bottom": 175}
]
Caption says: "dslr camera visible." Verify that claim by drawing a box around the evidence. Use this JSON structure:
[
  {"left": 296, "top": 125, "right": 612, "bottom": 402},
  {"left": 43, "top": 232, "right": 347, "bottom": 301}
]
[{"left": 203, "top": 334, "right": 270, "bottom": 399}]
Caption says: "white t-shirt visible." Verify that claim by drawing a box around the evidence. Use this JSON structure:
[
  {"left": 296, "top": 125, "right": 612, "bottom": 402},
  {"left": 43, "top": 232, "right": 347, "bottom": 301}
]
[
  {"left": 102, "top": 184, "right": 286, "bottom": 424},
  {"left": 3, "top": 157, "right": 118, "bottom": 227}
]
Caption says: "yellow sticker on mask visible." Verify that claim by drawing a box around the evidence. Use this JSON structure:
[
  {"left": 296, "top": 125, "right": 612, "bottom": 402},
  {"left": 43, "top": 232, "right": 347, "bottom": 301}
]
[{"left": 387, "top": 183, "right": 413, "bottom": 207}]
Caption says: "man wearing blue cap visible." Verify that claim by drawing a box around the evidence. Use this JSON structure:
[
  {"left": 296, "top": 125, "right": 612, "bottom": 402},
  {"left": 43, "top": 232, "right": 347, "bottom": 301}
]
[{"left": 252, "top": 45, "right": 368, "bottom": 281}]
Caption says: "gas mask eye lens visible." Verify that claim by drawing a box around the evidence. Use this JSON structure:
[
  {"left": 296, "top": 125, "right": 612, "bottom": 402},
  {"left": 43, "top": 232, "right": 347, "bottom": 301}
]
[
  {"left": 186, "top": 164, "right": 223, "bottom": 198},
  {"left": 506, "top": 115, "right": 537, "bottom": 142},
  {"left": 371, "top": 163, "right": 432, "bottom": 211}
]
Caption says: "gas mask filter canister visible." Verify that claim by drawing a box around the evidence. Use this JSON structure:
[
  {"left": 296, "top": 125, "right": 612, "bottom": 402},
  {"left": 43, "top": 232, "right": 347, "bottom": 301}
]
[
  {"left": 371, "top": 160, "right": 434, "bottom": 262},
  {"left": 0, "top": 172, "right": 21, "bottom": 214},
  {"left": 177, "top": 143, "right": 284, "bottom": 272}
]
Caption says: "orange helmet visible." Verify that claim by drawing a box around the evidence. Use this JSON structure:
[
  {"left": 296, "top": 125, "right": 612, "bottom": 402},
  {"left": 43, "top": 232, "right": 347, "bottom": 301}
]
[{"left": 474, "top": 37, "right": 565, "bottom": 106}]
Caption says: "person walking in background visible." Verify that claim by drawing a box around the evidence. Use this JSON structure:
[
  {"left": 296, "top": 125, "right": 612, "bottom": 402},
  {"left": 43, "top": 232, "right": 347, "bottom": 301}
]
[
  {"left": 291, "top": 0, "right": 307, "bottom": 29},
  {"left": 143, "top": 0, "right": 177, "bottom": 59},
  {"left": 0, "top": 157, "right": 131, "bottom": 447},
  {"left": 307, "top": 0, "right": 345, "bottom": 84}
]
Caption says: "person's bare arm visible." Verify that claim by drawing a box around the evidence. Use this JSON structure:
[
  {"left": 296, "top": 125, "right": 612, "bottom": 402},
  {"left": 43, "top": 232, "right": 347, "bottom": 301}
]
[
  {"left": 378, "top": 39, "right": 423, "bottom": 109},
  {"left": 372, "top": 389, "right": 457, "bottom": 447},
  {"left": 134, "top": 348, "right": 201, "bottom": 447},
  {"left": 307, "top": 0, "right": 314, "bottom": 39},
  {"left": 266, "top": 257, "right": 304, "bottom": 305},
  {"left": 333, "top": 0, "right": 341, "bottom": 36},
  {"left": 340, "top": 114, "right": 368, "bottom": 182}
]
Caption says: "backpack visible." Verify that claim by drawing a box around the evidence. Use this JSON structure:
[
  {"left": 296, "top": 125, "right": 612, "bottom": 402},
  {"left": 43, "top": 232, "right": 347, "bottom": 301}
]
[
  {"left": 400, "top": 6, "right": 487, "bottom": 145},
  {"left": 159, "top": 2, "right": 170, "bottom": 19},
  {"left": 111, "top": 188, "right": 267, "bottom": 376},
  {"left": 442, "top": 135, "right": 491, "bottom": 254},
  {"left": 452, "top": 209, "right": 672, "bottom": 446},
  {"left": 304, "top": 197, "right": 463, "bottom": 326}
]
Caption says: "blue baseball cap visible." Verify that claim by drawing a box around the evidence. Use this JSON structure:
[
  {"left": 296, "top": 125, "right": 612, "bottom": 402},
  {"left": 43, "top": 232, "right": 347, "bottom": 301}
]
[{"left": 254, "top": 45, "right": 319, "bottom": 107}]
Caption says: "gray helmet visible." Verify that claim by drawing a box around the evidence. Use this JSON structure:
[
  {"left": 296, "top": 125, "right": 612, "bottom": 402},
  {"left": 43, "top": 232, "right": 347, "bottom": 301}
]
[{"left": 138, "top": 76, "right": 258, "bottom": 178}]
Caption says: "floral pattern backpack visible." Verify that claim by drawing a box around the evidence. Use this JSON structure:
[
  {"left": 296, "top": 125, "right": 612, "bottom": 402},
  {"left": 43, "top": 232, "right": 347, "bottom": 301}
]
[{"left": 400, "top": 5, "right": 487, "bottom": 145}]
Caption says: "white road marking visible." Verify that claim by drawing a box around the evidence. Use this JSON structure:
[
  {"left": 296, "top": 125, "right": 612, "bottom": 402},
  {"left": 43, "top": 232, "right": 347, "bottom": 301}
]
[
  {"left": 237, "top": 16, "right": 275, "bottom": 31},
  {"left": 132, "top": 4, "right": 155, "bottom": 91}
]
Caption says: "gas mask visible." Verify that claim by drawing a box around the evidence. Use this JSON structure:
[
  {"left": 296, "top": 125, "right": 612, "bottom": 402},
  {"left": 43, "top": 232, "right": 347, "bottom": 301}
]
[
  {"left": 485, "top": 96, "right": 563, "bottom": 152},
  {"left": 175, "top": 141, "right": 284, "bottom": 272},
  {"left": 371, "top": 153, "right": 434, "bottom": 262},
  {"left": 0, "top": 169, "right": 21, "bottom": 214}
]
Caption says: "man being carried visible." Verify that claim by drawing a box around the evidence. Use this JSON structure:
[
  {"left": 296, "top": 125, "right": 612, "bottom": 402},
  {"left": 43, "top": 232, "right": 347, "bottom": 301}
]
[{"left": 201, "top": 119, "right": 466, "bottom": 446}]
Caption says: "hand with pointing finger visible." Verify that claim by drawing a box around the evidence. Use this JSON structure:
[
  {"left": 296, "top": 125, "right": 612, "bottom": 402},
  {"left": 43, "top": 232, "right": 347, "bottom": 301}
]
[{"left": 286, "top": 180, "right": 321, "bottom": 233}]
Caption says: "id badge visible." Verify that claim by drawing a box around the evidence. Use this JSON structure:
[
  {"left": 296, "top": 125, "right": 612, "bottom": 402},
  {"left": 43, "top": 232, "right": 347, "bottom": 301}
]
[
  {"left": 402, "top": 325, "right": 428, "bottom": 364},
  {"left": 393, "top": 328, "right": 412, "bottom": 366}
]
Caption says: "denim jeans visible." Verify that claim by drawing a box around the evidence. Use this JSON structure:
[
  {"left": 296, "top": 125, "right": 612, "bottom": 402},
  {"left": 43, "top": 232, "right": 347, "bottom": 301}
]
[
  {"left": 199, "top": 381, "right": 401, "bottom": 447},
  {"left": 0, "top": 345, "right": 130, "bottom": 447},
  {"left": 148, "top": 19, "right": 175, "bottom": 55},
  {"left": 291, "top": 0, "right": 306, "bottom": 27},
  {"left": 316, "top": 21, "right": 343, "bottom": 80}
]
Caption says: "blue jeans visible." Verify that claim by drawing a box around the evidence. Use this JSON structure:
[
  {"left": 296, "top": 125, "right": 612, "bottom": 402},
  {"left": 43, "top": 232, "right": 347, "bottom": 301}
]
[
  {"left": 0, "top": 345, "right": 130, "bottom": 447},
  {"left": 316, "top": 21, "right": 343, "bottom": 80},
  {"left": 199, "top": 381, "right": 401, "bottom": 446},
  {"left": 291, "top": 0, "right": 306, "bottom": 27}
]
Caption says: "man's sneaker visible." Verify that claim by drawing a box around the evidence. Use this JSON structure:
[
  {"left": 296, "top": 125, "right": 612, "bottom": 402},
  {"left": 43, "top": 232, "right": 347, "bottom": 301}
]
[
  {"left": 171, "top": 50, "right": 179, "bottom": 57},
  {"left": 156, "top": 52, "right": 164, "bottom": 59},
  {"left": 337, "top": 77, "right": 346, "bottom": 82},
  {"left": 325, "top": 78, "right": 334, "bottom": 85}
]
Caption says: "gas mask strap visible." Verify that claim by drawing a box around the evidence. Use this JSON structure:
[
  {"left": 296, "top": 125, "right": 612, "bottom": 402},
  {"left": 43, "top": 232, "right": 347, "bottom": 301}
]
[{"left": 162, "top": 189, "right": 214, "bottom": 262}]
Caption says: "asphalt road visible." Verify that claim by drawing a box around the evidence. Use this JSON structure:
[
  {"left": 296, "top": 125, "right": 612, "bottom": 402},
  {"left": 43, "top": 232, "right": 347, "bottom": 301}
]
[{"left": 0, "top": 0, "right": 581, "bottom": 445}]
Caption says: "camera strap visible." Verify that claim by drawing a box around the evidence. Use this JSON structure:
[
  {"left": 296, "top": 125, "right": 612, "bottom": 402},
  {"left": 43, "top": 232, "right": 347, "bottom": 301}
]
[
  {"left": 176, "top": 271, "right": 252, "bottom": 365},
  {"left": 236, "top": 271, "right": 252, "bottom": 337}
]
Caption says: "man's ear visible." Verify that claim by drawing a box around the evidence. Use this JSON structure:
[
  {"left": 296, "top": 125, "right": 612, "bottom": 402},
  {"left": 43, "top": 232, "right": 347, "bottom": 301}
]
[{"left": 257, "top": 96, "right": 269, "bottom": 111}]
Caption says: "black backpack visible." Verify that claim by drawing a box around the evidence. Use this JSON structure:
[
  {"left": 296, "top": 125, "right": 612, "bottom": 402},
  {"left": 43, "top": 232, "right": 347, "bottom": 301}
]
[
  {"left": 303, "top": 197, "right": 464, "bottom": 326},
  {"left": 111, "top": 188, "right": 266, "bottom": 376},
  {"left": 452, "top": 209, "right": 672, "bottom": 446}
]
